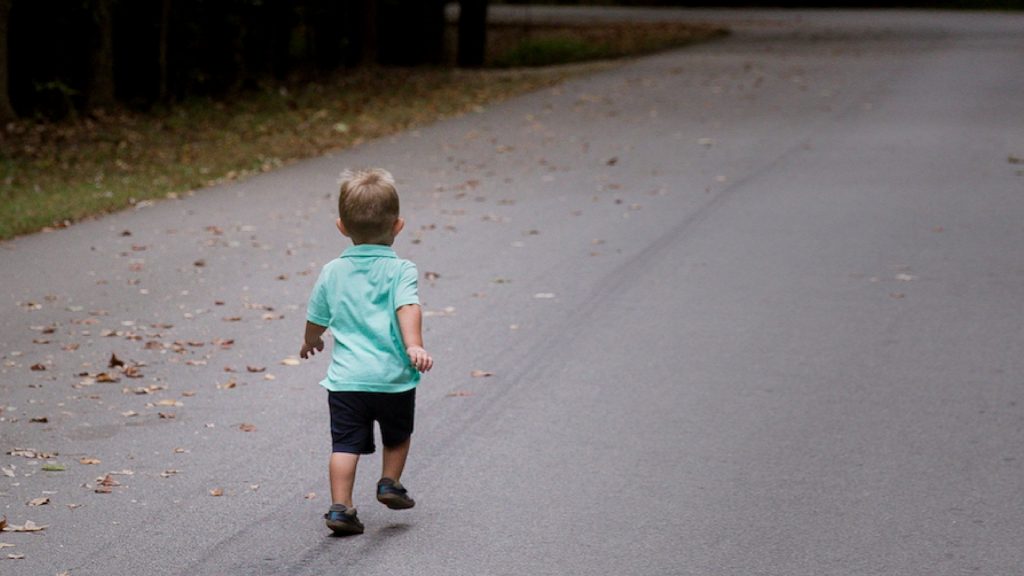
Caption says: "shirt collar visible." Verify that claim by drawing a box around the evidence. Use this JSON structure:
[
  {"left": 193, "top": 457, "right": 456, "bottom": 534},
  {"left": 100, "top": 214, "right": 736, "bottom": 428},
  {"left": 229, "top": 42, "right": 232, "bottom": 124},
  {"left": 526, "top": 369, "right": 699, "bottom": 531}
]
[{"left": 340, "top": 244, "right": 398, "bottom": 259}]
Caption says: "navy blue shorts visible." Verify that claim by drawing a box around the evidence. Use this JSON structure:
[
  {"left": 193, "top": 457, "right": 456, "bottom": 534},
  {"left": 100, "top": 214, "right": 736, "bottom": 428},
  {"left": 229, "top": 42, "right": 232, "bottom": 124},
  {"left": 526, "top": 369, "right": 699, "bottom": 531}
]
[{"left": 328, "top": 389, "right": 415, "bottom": 454}]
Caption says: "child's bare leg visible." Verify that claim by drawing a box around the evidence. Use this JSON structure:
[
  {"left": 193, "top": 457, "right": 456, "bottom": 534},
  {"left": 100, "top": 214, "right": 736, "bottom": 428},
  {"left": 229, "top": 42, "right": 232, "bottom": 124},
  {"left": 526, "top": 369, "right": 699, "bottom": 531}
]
[
  {"left": 330, "top": 452, "right": 359, "bottom": 507},
  {"left": 381, "top": 437, "right": 411, "bottom": 482}
]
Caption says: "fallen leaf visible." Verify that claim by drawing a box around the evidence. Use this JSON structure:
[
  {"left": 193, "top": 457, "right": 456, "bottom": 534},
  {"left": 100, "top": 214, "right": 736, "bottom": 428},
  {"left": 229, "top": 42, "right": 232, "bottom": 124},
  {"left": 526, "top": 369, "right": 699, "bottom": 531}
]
[
  {"left": 97, "top": 474, "right": 120, "bottom": 487},
  {"left": 238, "top": 423, "right": 257, "bottom": 432},
  {"left": 108, "top": 353, "right": 125, "bottom": 368},
  {"left": 304, "top": 492, "right": 316, "bottom": 500},
  {"left": 158, "top": 412, "right": 176, "bottom": 419},
  {"left": 3, "top": 521, "right": 47, "bottom": 533},
  {"left": 446, "top": 391, "right": 474, "bottom": 397},
  {"left": 154, "top": 399, "right": 183, "bottom": 407},
  {"left": 160, "top": 470, "right": 179, "bottom": 478},
  {"left": 29, "top": 417, "right": 48, "bottom": 424},
  {"left": 27, "top": 498, "right": 49, "bottom": 507},
  {"left": 0, "top": 517, "right": 6, "bottom": 531},
  {"left": 29, "top": 363, "right": 46, "bottom": 372},
  {"left": 7, "top": 553, "right": 25, "bottom": 560},
  {"left": 8, "top": 449, "right": 58, "bottom": 459},
  {"left": 470, "top": 370, "right": 494, "bottom": 378},
  {"left": 0, "top": 543, "right": 13, "bottom": 549},
  {"left": 280, "top": 357, "right": 301, "bottom": 366},
  {"left": 209, "top": 488, "right": 224, "bottom": 497},
  {"left": 246, "top": 366, "right": 266, "bottom": 373},
  {"left": 41, "top": 464, "right": 66, "bottom": 472},
  {"left": 79, "top": 457, "right": 101, "bottom": 465},
  {"left": 533, "top": 293, "right": 556, "bottom": 299}
]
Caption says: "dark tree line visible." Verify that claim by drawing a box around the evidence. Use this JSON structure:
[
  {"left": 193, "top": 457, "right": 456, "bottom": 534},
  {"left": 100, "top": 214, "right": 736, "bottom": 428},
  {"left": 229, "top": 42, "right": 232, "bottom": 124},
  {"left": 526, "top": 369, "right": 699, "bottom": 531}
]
[{"left": 0, "top": 0, "right": 489, "bottom": 121}]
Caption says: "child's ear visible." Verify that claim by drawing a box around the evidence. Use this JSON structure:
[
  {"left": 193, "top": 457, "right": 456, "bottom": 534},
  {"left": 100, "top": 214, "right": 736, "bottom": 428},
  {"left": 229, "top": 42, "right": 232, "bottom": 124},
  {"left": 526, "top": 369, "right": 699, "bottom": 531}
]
[
  {"left": 336, "top": 218, "right": 350, "bottom": 238},
  {"left": 392, "top": 217, "right": 405, "bottom": 237}
]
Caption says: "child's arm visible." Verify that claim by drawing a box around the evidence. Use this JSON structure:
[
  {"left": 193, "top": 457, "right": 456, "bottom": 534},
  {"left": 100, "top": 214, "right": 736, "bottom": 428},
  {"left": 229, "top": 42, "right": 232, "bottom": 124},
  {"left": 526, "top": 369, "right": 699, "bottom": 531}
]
[
  {"left": 300, "top": 321, "right": 327, "bottom": 359},
  {"left": 397, "top": 304, "right": 433, "bottom": 373}
]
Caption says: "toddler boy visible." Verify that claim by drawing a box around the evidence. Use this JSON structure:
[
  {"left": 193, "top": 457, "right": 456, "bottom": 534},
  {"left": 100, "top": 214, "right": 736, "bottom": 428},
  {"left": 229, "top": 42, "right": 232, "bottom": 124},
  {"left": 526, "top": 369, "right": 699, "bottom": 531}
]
[{"left": 300, "top": 168, "right": 433, "bottom": 535}]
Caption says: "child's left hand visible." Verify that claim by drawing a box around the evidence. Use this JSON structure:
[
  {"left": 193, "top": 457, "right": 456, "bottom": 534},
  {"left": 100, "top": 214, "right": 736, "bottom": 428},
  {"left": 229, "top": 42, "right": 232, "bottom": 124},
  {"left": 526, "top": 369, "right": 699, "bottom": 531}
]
[{"left": 300, "top": 337, "right": 324, "bottom": 359}]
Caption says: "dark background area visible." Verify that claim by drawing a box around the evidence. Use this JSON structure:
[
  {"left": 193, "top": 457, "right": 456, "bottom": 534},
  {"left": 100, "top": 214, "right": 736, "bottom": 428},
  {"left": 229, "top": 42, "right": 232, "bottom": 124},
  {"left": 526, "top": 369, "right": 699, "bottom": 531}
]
[{"left": 0, "top": 0, "right": 1018, "bottom": 121}]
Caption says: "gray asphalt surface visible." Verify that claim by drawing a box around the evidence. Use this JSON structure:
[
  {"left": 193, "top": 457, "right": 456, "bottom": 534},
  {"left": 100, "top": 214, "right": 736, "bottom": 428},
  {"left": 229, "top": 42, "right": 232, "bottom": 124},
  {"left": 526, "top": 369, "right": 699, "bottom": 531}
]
[{"left": 2, "top": 8, "right": 1023, "bottom": 576}]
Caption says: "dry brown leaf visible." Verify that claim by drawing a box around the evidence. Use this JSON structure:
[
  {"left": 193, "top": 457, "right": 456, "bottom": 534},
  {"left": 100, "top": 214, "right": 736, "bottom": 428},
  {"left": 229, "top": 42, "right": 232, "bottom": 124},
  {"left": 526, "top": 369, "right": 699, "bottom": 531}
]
[
  {"left": 3, "top": 520, "right": 47, "bottom": 533},
  {"left": 209, "top": 488, "right": 224, "bottom": 497},
  {"left": 246, "top": 366, "right": 266, "bottom": 373},
  {"left": 108, "top": 353, "right": 125, "bottom": 369},
  {"left": 29, "top": 363, "right": 46, "bottom": 372},
  {"left": 238, "top": 423, "right": 257, "bottom": 432},
  {"left": 280, "top": 357, "right": 301, "bottom": 366},
  {"left": 7, "top": 553, "right": 25, "bottom": 560},
  {"left": 79, "top": 457, "right": 101, "bottom": 465},
  {"left": 27, "top": 497, "right": 49, "bottom": 507},
  {"left": 470, "top": 370, "right": 494, "bottom": 378}
]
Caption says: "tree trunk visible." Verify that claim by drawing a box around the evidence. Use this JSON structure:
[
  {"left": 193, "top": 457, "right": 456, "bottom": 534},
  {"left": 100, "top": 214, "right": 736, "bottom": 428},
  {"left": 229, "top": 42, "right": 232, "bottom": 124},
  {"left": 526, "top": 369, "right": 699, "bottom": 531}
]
[
  {"left": 457, "top": 0, "right": 488, "bottom": 68},
  {"left": 90, "top": 0, "right": 116, "bottom": 109},
  {"left": 360, "top": 0, "right": 378, "bottom": 66},
  {"left": 0, "top": 0, "right": 16, "bottom": 121},
  {"left": 158, "top": 0, "right": 171, "bottom": 102}
]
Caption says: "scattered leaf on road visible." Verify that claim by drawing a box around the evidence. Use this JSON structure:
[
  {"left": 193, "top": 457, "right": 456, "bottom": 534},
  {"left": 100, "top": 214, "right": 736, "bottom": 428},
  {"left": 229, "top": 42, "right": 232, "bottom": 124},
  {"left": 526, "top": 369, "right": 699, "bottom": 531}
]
[
  {"left": 3, "top": 521, "right": 47, "bottom": 533},
  {"left": 27, "top": 498, "right": 49, "bottom": 507},
  {"left": 238, "top": 423, "right": 257, "bottom": 432},
  {"left": 79, "top": 458, "right": 101, "bottom": 465},
  {"left": 470, "top": 370, "right": 494, "bottom": 378},
  {"left": 209, "top": 488, "right": 224, "bottom": 497}
]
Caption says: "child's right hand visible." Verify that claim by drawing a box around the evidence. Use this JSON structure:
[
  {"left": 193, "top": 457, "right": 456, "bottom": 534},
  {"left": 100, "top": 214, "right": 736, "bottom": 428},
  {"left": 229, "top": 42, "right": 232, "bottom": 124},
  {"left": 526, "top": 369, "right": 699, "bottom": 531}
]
[
  {"left": 300, "top": 338, "right": 324, "bottom": 359},
  {"left": 406, "top": 346, "right": 433, "bottom": 373}
]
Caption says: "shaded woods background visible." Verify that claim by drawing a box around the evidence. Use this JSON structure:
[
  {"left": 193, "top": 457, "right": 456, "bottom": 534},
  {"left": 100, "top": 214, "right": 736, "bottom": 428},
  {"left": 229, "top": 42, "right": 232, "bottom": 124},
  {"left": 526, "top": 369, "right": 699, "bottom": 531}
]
[
  {"left": 0, "top": 0, "right": 489, "bottom": 121},
  {"left": 0, "top": 0, "right": 1017, "bottom": 121}
]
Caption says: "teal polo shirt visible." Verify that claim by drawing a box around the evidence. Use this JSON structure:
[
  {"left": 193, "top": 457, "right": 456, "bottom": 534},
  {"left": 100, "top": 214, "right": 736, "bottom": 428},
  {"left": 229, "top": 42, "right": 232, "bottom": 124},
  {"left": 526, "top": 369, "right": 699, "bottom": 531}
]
[{"left": 306, "top": 244, "right": 421, "bottom": 393}]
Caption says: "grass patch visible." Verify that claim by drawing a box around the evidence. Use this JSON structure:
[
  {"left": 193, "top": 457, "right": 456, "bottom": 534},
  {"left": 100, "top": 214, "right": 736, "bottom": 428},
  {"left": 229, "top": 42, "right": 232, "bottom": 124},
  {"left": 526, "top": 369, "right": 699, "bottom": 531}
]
[
  {"left": 488, "top": 22, "right": 727, "bottom": 68},
  {"left": 0, "top": 21, "right": 725, "bottom": 241}
]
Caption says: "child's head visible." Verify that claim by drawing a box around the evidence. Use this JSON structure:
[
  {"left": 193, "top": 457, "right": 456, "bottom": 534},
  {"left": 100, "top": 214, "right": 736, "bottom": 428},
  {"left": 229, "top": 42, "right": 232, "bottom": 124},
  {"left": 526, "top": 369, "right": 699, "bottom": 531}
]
[{"left": 337, "top": 168, "right": 403, "bottom": 245}]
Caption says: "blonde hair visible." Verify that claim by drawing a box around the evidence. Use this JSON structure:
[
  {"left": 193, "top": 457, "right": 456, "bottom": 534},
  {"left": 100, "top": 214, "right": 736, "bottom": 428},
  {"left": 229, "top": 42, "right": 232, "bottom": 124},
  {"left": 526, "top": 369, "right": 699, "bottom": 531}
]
[{"left": 338, "top": 168, "right": 400, "bottom": 244}]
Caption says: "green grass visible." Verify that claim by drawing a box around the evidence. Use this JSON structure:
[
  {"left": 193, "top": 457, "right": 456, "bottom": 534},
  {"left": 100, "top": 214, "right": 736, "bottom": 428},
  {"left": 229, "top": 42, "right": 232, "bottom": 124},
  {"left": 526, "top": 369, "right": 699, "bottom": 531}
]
[{"left": 0, "top": 22, "right": 726, "bottom": 241}]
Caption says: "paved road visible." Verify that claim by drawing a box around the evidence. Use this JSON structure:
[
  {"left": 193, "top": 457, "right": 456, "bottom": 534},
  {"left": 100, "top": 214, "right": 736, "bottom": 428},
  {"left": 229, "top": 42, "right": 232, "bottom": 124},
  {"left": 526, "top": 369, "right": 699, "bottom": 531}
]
[{"left": 2, "top": 9, "right": 1023, "bottom": 576}]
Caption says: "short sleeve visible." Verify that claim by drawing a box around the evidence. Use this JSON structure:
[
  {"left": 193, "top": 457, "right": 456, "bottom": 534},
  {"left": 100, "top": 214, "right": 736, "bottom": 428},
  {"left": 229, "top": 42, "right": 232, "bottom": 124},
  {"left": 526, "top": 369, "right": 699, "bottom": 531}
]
[
  {"left": 394, "top": 262, "right": 420, "bottom": 310},
  {"left": 306, "top": 268, "right": 331, "bottom": 326}
]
